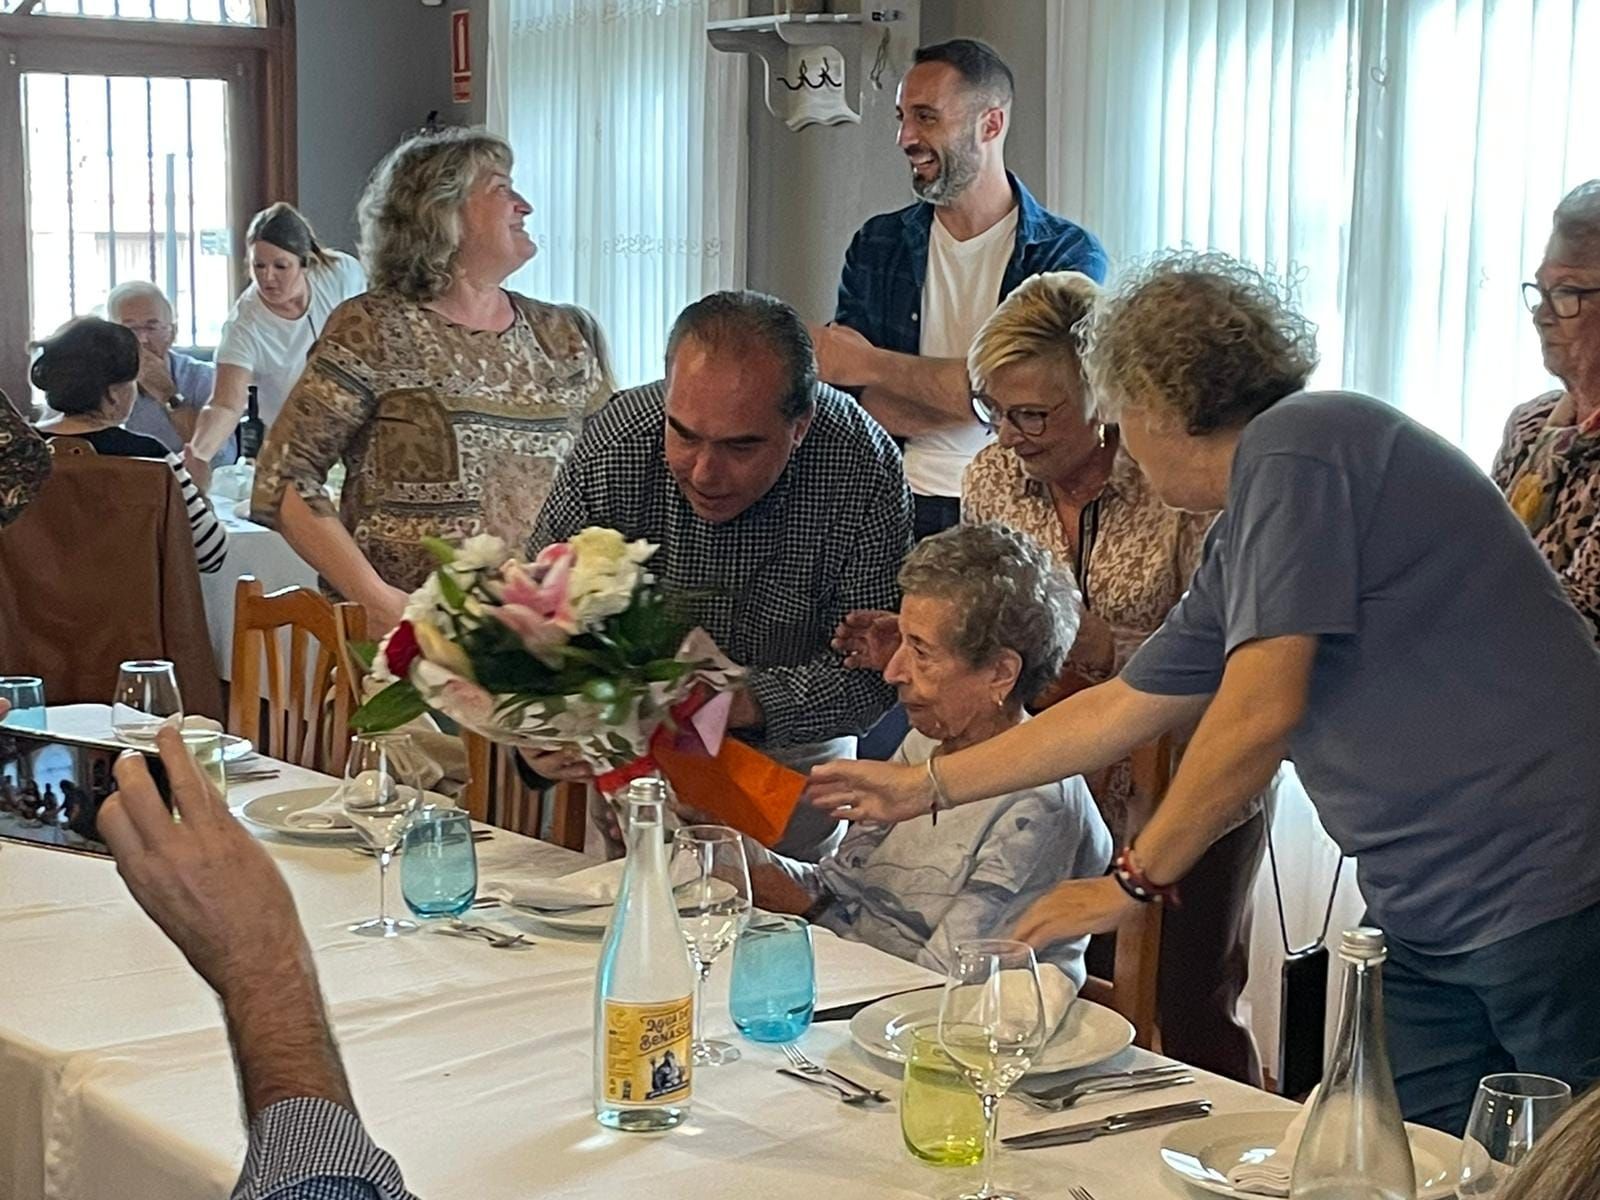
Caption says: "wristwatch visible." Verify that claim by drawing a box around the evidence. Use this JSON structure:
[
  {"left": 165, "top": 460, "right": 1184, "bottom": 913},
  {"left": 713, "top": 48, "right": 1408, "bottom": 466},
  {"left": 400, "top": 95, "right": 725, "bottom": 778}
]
[{"left": 164, "top": 392, "right": 186, "bottom": 412}]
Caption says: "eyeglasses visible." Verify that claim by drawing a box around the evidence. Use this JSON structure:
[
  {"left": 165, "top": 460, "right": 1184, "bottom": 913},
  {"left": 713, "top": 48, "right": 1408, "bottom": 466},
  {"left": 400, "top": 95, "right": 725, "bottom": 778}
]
[
  {"left": 971, "top": 392, "right": 1067, "bottom": 438},
  {"left": 120, "top": 320, "right": 173, "bottom": 336},
  {"left": 1522, "top": 282, "right": 1600, "bottom": 319}
]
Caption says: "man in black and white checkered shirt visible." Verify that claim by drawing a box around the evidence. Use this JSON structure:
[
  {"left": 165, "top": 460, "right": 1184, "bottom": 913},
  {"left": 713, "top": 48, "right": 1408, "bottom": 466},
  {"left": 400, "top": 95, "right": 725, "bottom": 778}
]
[{"left": 527, "top": 291, "right": 913, "bottom": 860}]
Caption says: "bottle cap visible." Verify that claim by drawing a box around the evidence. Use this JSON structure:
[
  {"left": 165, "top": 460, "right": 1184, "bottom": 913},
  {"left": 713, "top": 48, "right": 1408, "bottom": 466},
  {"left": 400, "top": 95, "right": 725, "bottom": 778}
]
[{"left": 1339, "top": 926, "right": 1387, "bottom": 964}]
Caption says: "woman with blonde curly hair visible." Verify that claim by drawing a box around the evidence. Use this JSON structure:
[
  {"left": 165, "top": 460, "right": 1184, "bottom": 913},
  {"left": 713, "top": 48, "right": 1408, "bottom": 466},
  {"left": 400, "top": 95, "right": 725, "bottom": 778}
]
[
  {"left": 252, "top": 127, "right": 615, "bottom": 628},
  {"left": 812, "top": 250, "right": 1600, "bottom": 1135}
]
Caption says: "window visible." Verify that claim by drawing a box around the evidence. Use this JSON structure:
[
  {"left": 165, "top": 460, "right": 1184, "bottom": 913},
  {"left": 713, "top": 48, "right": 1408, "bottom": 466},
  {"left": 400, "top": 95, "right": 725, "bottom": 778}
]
[{"left": 0, "top": 0, "right": 295, "bottom": 404}]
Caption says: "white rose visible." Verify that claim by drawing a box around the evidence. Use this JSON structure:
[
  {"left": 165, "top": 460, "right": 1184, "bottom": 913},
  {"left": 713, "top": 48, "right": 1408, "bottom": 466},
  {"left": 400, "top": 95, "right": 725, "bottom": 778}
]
[
  {"left": 452, "top": 534, "right": 509, "bottom": 574},
  {"left": 567, "top": 528, "right": 657, "bottom": 626},
  {"left": 402, "top": 574, "right": 447, "bottom": 623}
]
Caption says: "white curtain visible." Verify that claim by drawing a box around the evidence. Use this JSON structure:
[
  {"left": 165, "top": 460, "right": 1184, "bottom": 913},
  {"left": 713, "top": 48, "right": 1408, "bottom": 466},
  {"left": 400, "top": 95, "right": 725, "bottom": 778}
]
[
  {"left": 1047, "top": 0, "right": 1600, "bottom": 1076},
  {"left": 1048, "top": 0, "right": 1600, "bottom": 464},
  {"left": 488, "top": 0, "right": 749, "bottom": 389}
]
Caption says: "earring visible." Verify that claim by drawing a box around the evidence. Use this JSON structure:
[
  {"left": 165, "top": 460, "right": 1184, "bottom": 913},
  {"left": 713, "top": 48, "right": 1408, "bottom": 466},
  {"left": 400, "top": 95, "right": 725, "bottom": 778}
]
[{"left": 1095, "top": 423, "right": 1107, "bottom": 448}]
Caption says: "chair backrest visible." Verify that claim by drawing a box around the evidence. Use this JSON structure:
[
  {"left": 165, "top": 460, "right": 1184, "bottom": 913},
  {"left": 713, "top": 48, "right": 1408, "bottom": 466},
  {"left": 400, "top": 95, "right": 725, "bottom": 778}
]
[
  {"left": 1080, "top": 734, "right": 1175, "bottom": 1049},
  {"left": 461, "top": 731, "right": 587, "bottom": 851},
  {"left": 227, "top": 576, "right": 367, "bottom": 775},
  {"left": 0, "top": 448, "right": 223, "bottom": 717}
]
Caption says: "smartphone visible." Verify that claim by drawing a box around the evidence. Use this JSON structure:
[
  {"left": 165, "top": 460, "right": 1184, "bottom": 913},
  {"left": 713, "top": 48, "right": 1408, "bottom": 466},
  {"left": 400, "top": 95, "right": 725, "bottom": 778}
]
[
  {"left": 1278, "top": 943, "right": 1330, "bottom": 1100},
  {"left": 0, "top": 726, "right": 171, "bottom": 857}
]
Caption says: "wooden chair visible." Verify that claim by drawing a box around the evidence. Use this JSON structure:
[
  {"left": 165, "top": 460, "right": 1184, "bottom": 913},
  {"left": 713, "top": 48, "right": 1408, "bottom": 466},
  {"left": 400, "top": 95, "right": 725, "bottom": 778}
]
[
  {"left": 227, "top": 576, "right": 367, "bottom": 776},
  {"left": 461, "top": 731, "right": 587, "bottom": 851},
  {"left": 1080, "top": 735, "right": 1174, "bottom": 1050}
]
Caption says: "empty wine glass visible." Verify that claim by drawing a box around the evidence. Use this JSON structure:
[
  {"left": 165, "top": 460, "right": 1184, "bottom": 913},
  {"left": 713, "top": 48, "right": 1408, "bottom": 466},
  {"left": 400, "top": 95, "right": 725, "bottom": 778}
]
[
  {"left": 111, "top": 660, "right": 183, "bottom": 746},
  {"left": 1457, "top": 1073, "right": 1573, "bottom": 1197},
  {"left": 937, "top": 939, "right": 1047, "bottom": 1200},
  {"left": 671, "top": 824, "right": 752, "bottom": 1066},
  {"left": 342, "top": 733, "right": 424, "bottom": 938}
]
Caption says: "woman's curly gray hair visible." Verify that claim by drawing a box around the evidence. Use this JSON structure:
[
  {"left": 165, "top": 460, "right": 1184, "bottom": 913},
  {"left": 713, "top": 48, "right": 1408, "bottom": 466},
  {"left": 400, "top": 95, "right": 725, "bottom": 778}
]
[
  {"left": 1079, "top": 250, "right": 1319, "bottom": 434},
  {"left": 897, "top": 522, "right": 1082, "bottom": 704},
  {"left": 358, "top": 127, "right": 514, "bottom": 302}
]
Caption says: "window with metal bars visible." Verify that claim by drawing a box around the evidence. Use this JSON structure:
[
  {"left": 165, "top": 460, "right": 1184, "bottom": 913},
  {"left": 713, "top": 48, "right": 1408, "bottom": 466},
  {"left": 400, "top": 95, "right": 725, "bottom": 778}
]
[{"left": 0, "top": 0, "right": 293, "bottom": 404}]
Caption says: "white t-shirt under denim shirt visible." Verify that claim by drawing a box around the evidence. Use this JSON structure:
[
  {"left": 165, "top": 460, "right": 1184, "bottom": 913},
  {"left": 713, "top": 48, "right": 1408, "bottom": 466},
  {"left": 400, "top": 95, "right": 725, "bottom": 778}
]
[
  {"left": 215, "top": 250, "right": 366, "bottom": 431},
  {"left": 904, "top": 206, "right": 1017, "bottom": 499},
  {"left": 1122, "top": 391, "right": 1600, "bottom": 955}
]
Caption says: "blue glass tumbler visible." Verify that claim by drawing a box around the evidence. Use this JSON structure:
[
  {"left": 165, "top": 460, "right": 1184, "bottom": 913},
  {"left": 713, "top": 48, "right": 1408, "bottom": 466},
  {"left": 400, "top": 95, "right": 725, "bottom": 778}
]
[
  {"left": 729, "top": 913, "right": 816, "bottom": 1042},
  {"left": 0, "top": 677, "right": 46, "bottom": 729},
  {"left": 400, "top": 807, "right": 478, "bottom": 919}
]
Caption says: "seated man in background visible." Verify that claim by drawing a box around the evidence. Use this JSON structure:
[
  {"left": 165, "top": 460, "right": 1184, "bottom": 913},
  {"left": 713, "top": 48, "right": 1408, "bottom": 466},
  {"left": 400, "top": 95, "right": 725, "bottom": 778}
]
[
  {"left": 748, "top": 523, "right": 1112, "bottom": 983},
  {"left": 105, "top": 280, "right": 236, "bottom": 473},
  {"left": 67, "top": 716, "right": 415, "bottom": 1200},
  {"left": 528, "top": 290, "right": 913, "bottom": 860}
]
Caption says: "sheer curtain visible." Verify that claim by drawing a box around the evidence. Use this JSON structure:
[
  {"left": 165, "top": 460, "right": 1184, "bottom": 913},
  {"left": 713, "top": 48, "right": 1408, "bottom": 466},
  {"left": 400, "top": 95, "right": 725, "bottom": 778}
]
[
  {"left": 1046, "top": 0, "right": 1600, "bottom": 1074},
  {"left": 487, "top": 0, "right": 748, "bottom": 389}
]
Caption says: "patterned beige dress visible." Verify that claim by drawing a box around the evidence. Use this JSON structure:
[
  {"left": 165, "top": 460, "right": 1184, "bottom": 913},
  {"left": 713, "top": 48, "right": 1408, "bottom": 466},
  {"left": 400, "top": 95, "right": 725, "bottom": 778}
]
[
  {"left": 252, "top": 290, "right": 613, "bottom": 592},
  {"left": 962, "top": 441, "right": 1212, "bottom": 839}
]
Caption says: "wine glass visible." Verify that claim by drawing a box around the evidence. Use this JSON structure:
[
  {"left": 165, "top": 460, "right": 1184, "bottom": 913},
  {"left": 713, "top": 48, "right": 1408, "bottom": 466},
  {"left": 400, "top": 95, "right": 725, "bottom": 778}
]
[
  {"left": 671, "top": 824, "right": 752, "bottom": 1066},
  {"left": 1456, "top": 1073, "right": 1573, "bottom": 1196},
  {"left": 341, "top": 733, "right": 424, "bottom": 938},
  {"left": 111, "top": 660, "right": 183, "bottom": 745},
  {"left": 937, "top": 939, "right": 1047, "bottom": 1200}
]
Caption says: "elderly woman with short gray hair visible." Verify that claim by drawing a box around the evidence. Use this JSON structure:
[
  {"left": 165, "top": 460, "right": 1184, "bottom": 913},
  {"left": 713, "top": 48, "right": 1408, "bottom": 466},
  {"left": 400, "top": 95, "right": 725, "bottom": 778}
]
[
  {"left": 751, "top": 521, "right": 1112, "bottom": 983},
  {"left": 1495, "top": 179, "right": 1600, "bottom": 639},
  {"left": 252, "top": 126, "right": 615, "bottom": 631}
]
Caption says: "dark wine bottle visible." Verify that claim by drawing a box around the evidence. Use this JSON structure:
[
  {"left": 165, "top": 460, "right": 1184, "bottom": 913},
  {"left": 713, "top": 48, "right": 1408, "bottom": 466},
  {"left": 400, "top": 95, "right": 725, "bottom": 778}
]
[{"left": 239, "top": 384, "right": 265, "bottom": 460}]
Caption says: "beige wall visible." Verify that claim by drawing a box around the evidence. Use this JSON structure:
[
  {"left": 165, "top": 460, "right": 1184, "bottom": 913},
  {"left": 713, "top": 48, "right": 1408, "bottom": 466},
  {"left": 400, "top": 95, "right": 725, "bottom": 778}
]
[{"left": 745, "top": 0, "right": 1051, "bottom": 321}]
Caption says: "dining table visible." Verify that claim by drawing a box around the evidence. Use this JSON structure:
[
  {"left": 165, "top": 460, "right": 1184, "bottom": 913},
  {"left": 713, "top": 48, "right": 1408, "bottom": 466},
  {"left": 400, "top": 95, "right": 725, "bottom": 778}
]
[
  {"left": 197, "top": 495, "right": 320, "bottom": 682},
  {"left": 0, "top": 705, "right": 1303, "bottom": 1200}
]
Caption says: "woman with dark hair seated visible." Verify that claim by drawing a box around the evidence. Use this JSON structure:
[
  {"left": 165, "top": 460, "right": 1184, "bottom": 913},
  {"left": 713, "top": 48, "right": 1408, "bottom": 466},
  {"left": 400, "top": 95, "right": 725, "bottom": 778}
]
[{"left": 32, "top": 317, "right": 227, "bottom": 572}]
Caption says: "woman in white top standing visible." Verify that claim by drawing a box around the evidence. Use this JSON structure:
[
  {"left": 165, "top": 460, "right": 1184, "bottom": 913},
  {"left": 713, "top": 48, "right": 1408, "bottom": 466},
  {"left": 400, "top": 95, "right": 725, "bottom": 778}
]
[{"left": 187, "top": 202, "right": 366, "bottom": 464}]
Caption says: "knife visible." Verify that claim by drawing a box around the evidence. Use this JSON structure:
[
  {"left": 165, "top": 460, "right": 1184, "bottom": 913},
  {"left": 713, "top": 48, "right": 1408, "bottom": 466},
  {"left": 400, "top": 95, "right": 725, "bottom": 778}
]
[
  {"left": 813, "top": 986, "right": 934, "bottom": 1023},
  {"left": 1000, "top": 1098, "right": 1213, "bottom": 1149}
]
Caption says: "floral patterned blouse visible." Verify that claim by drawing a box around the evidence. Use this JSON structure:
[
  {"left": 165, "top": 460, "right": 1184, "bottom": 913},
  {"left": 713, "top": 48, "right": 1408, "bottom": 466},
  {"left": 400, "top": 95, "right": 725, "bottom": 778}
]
[
  {"left": 252, "top": 290, "right": 613, "bottom": 594},
  {"left": 1492, "top": 390, "right": 1600, "bottom": 639},
  {"left": 962, "top": 441, "right": 1214, "bottom": 840},
  {"left": 0, "top": 391, "right": 51, "bottom": 528}
]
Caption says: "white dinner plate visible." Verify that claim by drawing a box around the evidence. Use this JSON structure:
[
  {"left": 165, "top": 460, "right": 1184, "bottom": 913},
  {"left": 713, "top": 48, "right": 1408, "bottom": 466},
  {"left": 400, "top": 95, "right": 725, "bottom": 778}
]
[
  {"left": 1158, "top": 1110, "right": 1461, "bottom": 1199},
  {"left": 512, "top": 903, "right": 615, "bottom": 934},
  {"left": 239, "top": 787, "right": 357, "bottom": 841},
  {"left": 849, "top": 987, "right": 1135, "bottom": 1074}
]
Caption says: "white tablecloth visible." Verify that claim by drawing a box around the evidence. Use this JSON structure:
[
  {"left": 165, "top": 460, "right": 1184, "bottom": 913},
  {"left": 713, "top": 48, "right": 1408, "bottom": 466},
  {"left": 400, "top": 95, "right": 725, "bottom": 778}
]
[
  {"left": 198, "top": 496, "right": 319, "bottom": 681},
  {"left": 1, "top": 707, "right": 1295, "bottom": 1200}
]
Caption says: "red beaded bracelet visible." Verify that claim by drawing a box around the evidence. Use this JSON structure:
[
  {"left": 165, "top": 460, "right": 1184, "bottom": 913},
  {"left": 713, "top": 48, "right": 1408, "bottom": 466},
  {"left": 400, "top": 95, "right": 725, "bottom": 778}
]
[{"left": 1111, "top": 844, "right": 1181, "bottom": 907}]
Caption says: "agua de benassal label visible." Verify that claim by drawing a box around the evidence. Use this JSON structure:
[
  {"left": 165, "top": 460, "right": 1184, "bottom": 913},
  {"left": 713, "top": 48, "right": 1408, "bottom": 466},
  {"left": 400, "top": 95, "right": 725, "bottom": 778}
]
[{"left": 603, "top": 996, "right": 693, "bottom": 1106}]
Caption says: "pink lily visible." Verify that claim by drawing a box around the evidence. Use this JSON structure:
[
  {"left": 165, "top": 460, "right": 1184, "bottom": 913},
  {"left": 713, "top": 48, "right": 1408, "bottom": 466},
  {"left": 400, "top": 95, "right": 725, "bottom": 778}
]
[
  {"left": 488, "top": 603, "right": 572, "bottom": 668},
  {"left": 498, "top": 546, "right": 579, "bottom": 635}
]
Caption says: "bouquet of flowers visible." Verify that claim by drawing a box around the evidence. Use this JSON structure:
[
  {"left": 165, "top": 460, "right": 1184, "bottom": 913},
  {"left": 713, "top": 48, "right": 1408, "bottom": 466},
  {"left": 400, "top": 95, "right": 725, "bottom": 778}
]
[{"left": 351, "top": 528, "right": 803, "bottom": 842}]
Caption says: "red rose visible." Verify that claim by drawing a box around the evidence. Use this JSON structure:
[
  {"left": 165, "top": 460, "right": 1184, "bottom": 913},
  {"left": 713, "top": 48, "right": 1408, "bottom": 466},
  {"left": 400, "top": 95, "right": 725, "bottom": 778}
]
[{"left": 385, "top": 620, "right": 422, "bottom": 678}]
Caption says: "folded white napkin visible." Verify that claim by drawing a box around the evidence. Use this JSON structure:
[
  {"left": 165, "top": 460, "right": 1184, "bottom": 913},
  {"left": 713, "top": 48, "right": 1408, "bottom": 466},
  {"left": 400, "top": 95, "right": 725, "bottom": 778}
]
[
  {"left": 1224, "top": 1089, "right": 1318, "bottom": 1196},
  {"left": 482, "top": 855, "right": 699, "bottom": 911},
  {"left": 942, "top": 964, "right": 1078, "bottom": 1045}
]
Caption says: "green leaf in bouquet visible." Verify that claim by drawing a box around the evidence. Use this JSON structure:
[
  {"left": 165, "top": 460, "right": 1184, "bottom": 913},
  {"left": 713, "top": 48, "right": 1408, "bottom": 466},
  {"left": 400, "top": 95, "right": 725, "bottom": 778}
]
[
  {"left": 582, "top": 678, "right": 619, "bottom": 703},
  {"left": 421, "top": 536, "right": 458, "bottom": 566},
  {"left": 602, "top": 699, "right": 633, "bottom": 725},
  {"left": 434, "top": 563, "right": 468, "bottom": 611},
  {"left": 346, "top": 640, "right": 378, "bottom": 670},
  {"left": 351, "top": 680, "right": 428, "bottom": 733},
  {"left": 643, "top": 658, "right": 691, "bottom": 683}
]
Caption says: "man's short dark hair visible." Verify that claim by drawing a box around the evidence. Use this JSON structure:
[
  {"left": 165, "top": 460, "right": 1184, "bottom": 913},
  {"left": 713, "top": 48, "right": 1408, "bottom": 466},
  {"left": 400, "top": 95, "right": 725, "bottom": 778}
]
[
  {"left": 664, "top": 290, "right": 818, "bottom": 422},
  {"left": 913, "top": 38, "right": 1015, "bottom": 107}
]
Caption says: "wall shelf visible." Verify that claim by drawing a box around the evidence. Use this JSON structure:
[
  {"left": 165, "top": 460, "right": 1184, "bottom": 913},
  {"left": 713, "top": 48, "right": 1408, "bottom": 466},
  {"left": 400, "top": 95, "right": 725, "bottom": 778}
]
[{"left": 709, "top": 6, "right": 915, "bottom": 129}]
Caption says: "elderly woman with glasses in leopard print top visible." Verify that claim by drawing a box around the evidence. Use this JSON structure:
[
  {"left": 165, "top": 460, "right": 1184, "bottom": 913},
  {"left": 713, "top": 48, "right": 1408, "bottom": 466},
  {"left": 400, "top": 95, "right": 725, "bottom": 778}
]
[{"left": 1495, "top": 179, "right": 1600, "bottom": 640}]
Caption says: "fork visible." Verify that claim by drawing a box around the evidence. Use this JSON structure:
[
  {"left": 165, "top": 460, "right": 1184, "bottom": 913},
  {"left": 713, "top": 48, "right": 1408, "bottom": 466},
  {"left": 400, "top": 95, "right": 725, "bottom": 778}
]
[
  {"left": 780, "top": 1043, "right": 889, "bottom": 1103},
  {"left": 1069, "top": 1187, "right": 1098, "bottom": 1200},
  {"left": 443, "top": 919, "right": 533, "bottom": 949},
  {"left": 1017, "top": 1063, "right": 1190, "bottom": 1107},
  {"left": 776, "top": 1068, "right": 876, "bottom": 1106},
  {"left": 1014, "top": 1070, "right": 1195, "bottom": 1112}
]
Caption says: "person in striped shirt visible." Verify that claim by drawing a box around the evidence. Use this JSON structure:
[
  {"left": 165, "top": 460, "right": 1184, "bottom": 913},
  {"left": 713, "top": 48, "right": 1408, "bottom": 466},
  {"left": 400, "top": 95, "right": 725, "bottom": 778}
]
[{"left": 30, "top": 317, "right": 228, "bottom": 572}]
